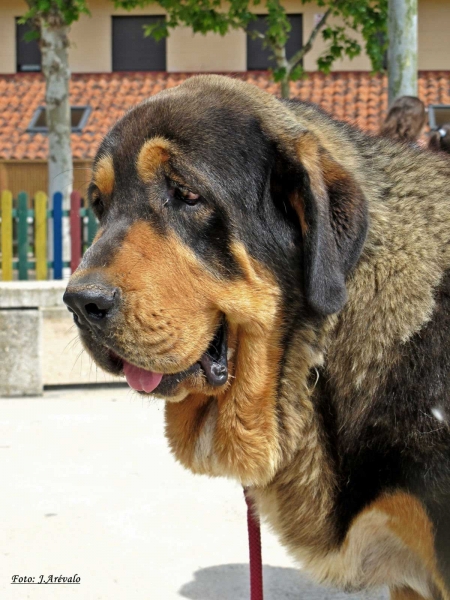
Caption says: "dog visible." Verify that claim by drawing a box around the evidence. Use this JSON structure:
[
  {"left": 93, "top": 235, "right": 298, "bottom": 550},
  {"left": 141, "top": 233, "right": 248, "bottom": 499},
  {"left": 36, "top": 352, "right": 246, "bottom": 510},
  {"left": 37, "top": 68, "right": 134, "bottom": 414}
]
[
  {"left": 64, "top": 75, "right": 450, "bottom": 600},
  {"left": 429, "top": 125, "right": 450, "bottom": 155}
]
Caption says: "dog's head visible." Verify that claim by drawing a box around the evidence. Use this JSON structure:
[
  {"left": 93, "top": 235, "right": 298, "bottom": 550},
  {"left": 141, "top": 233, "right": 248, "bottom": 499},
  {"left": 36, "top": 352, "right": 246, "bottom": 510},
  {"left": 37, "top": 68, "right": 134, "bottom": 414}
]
[{"left": 64, "top": 75, "right": 367, "bottom": 415}]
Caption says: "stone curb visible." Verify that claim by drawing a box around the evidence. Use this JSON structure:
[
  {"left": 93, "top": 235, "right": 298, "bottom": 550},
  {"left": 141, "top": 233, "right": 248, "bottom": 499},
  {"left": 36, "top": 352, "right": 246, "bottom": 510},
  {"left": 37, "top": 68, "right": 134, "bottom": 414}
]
[
  {"left": 0, "top": 281, "right": 68, "bottom": 396},
  {"left": 0, "top": 281, "right": 67, "bottom": 308}
]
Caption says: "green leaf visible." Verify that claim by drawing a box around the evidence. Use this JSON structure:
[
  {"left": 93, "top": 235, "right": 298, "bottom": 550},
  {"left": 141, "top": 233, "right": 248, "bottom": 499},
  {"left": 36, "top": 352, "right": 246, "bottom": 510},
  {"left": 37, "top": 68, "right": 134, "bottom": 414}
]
[
  {"left": 24, "top": 30, "right": 40, "bottom": 41},
  {"left": 289, "top": 64, "right": 304, "bottom": 81},
  {"left": 272, "top": 66, "right": 287, "bottom": 82},
  {"left": 21, "top": 0, "right": 91, "bottom": 27},
  {"left": 144, "top": 20, "right": 169, "bottom": 40},
  {"left": 110, "top": 0, "right": 388, "bottom": 95}
]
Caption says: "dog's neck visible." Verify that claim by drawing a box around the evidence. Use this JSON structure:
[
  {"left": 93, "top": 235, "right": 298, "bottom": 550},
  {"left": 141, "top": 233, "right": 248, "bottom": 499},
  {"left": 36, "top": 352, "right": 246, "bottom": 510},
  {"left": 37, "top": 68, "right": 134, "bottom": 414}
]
[{"left": 164, "top": 311, "right": 334, "bottom": 484}]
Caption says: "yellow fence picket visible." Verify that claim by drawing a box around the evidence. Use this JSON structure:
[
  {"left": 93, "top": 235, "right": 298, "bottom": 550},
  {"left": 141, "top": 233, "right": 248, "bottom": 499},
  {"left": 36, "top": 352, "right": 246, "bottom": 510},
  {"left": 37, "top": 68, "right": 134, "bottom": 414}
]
[
  {"left": 1, "top": 190, "right": 13, "bottom": 281},
  {"left": 34, "top": 191, "right": 47, "bottom": 280}
]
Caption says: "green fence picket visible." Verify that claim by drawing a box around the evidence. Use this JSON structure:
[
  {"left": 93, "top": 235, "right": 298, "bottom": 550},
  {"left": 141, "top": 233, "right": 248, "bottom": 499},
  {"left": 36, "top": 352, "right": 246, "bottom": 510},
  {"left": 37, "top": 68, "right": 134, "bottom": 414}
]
[
  {"left": 1, "top": 191, "right": 93, "bottom": 280},
  {"left": 17, "top": 191, "right": 29, "bottom": 281},
  {"left": 87, "top": 207, "right": 98, "bottom": 246}
]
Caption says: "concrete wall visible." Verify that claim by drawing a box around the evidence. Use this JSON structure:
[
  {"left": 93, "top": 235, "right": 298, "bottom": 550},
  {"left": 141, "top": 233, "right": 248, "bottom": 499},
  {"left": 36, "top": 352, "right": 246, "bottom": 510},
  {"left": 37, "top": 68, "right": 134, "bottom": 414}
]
[
  {"left": 0, "top": 282, "right": 121, "bottom": 391},
  {"left": 0, "top": 0, "right": 449, "bottom": 74}
]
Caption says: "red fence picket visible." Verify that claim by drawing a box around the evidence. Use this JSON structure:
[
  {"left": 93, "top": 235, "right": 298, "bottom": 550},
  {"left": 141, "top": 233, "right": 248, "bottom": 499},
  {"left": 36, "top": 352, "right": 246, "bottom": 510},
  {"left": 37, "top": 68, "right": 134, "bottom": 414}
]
[{"left": 0, "top": 190, "right": 98, "bottom": 280}]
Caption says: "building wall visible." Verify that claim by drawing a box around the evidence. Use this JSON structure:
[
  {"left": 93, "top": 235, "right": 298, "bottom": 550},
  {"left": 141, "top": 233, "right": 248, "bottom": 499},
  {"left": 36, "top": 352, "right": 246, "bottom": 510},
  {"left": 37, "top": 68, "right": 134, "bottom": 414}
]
[
  {"left": 419, "top": 0, "right": 450, "bottom": 70},
  {"left": 167, "top": 27, "right": 246, "bottom": 72},
  {"left": 0, "top": 0, "right": 449, "bottom": 74},
  {"left": 0, "top": 0, "right": 20, "bottom": 74},
  {"left": 0, "top": 161, "right": 92, "bottom": 200}
]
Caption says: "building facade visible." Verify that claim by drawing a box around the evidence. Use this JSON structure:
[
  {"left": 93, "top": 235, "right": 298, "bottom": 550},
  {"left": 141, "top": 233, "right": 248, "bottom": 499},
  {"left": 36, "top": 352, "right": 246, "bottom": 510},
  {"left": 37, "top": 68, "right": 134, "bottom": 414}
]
[
  {"left": 0, "top": 0, "right": 449, "bottom": 198},
  {"left": 1, "top": 0, "right": 449, "bottom": 75}
]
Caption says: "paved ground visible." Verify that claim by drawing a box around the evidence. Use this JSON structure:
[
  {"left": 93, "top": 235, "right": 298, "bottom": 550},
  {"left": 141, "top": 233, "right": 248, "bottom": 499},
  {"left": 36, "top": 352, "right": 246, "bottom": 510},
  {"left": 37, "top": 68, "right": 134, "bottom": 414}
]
[{"left": 0, "top": 387, "right": 389, "bottom": 600}]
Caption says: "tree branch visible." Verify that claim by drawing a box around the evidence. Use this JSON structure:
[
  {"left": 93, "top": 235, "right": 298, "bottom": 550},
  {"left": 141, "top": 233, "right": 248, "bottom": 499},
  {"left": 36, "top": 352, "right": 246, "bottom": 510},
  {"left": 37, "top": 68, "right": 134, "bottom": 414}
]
[
  {"left": 247, "top": 29, "right": 265, "bottom": 40},
  {"left": 287, "top": 8, "right": 332, "bottom": 72}
]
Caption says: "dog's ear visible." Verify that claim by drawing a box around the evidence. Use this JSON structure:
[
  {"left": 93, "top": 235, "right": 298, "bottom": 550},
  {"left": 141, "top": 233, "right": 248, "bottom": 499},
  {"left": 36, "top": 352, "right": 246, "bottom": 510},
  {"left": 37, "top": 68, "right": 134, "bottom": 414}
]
[{"left": 275, "top": 131, "right": 368, "bottom": 316}]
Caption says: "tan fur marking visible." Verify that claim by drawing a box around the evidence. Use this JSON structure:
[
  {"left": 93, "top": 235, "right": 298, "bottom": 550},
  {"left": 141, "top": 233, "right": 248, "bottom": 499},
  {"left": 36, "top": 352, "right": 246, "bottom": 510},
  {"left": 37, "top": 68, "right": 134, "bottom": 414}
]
[
  {"left": 285, "top": 492, "right": 448, "bottom": 600},
  {"left": 377, "top": 494, "right": 448, "bottom": 600},
  {"left": 391, "top": 587, "right": 432, "bottom": 600},
  {"left": 82, "top": 221, "right": 283, "bottom": 484},
  {"left": 377, "top": 494, "right": 437, "bottom": 571},
  {"left": 290, "top": 191, "right": 308, "bottom": 234},
  {"left": 93, "top": 154, "right": 114, "bottom": 196},
  {"left": 92, "top": 227, "right": 104, "bottom": 245},
  {"left": 104, "top": 221, "right": 219, "bottom": 376},
  {"left": 166, "top": 242, "right": 284, "bottom": 485},
  {"left": 136, "top": 137, "right": 171, "bottom": 183},
  {"left": 295, "top": 133, "right": 325, "bottom": 200}
]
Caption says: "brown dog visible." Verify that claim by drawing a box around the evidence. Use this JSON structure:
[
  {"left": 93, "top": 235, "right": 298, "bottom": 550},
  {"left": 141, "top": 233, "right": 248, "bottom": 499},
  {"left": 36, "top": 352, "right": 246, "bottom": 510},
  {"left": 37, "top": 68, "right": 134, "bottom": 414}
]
[{"left": 64, "top": 75, "right": 450, "bottom": 600}]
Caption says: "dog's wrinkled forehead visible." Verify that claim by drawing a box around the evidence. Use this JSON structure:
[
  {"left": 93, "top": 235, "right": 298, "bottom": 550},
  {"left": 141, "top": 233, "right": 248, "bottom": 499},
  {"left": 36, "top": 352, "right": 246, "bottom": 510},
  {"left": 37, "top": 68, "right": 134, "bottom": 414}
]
[
  {"left": 85, "top": 81, "right": 280, "bottom": 280},
  {"left": 96, "top": 86, "right": 272, "bottom": 199}
]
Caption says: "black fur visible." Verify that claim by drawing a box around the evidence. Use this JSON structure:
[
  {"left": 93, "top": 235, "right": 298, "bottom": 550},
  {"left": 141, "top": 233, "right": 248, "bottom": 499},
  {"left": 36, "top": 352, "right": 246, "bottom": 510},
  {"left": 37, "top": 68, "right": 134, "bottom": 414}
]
[{"left": 317, "top": 270, "right": 450, "bottom": 584}]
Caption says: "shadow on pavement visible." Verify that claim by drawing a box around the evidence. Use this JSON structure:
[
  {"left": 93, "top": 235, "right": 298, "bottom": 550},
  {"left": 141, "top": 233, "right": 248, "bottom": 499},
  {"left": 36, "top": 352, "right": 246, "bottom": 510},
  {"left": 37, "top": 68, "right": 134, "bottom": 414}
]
[{"left": 179, "top": 564, "right": 389, "bottom": 600}]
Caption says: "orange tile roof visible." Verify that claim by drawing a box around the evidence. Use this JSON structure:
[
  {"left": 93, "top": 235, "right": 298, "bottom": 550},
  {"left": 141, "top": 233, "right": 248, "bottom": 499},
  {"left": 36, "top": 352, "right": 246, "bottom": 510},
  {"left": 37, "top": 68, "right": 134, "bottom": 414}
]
[{"left": 1, "top": 71, "right": 449, "bottom": 161}]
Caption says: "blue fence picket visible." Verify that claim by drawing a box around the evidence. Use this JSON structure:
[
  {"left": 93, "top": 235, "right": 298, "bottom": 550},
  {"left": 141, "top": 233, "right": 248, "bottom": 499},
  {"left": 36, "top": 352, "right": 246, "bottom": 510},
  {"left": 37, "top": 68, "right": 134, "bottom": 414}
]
[
  {"left": 18, "top": 191, "right": 29, "bottom": 281},
  {"left": 1, "top": 190, "right": 96, "bottom": 280},
  {"left": 53, "top": 192, "right": 63, "bottom": 280}
]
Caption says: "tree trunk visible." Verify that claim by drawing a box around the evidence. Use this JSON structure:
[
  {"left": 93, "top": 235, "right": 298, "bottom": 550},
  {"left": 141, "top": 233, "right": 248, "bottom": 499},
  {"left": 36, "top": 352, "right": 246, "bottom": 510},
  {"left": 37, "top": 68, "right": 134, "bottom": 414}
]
[
  {"left": 272, "top": 43, "right": 291, "bottom": 99},
  {"left": 40, "top": 17, "right": 72, "bottom": 273},
  {"left": 280, "top": 75, "right": 290, "bottom": 100},
  {"left": 388, "top": 0, "right": 418, "bottom": 106}
]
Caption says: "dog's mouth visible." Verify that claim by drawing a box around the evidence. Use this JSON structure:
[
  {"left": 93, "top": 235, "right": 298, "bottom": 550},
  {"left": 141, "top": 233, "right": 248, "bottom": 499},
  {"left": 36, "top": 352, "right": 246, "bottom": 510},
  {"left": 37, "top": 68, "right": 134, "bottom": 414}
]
[{"left": 109, "top": 319, "right": 228, "bottom": 396}]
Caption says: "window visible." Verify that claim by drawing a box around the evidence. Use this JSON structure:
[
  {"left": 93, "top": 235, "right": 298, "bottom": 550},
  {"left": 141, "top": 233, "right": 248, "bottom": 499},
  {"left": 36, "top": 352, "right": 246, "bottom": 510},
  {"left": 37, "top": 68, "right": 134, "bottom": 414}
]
[
  {"left": 375, "top": 31, "right": 388, "bottom": 71},
  {"left": 112, "top": 16, "right": 166, "bottom": 72},
  {"left": 247, "top": 14, "right": 303, "bottom": 71},
  {"left": 27, "top": 106, "right": 91, "bottom": 133},
  {"left": 16, "top": 18, "right": 41, "bottom": 72},
  {"left": 428, "top": 105, "right": 450, "bottom": 129}
]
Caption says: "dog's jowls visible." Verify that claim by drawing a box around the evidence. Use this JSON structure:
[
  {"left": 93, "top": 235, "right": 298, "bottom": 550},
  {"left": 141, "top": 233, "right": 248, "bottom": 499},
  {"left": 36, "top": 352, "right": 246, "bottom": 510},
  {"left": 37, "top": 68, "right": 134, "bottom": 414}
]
[{"left": 64, "top": 75, "right": 450, "bottom": 600}]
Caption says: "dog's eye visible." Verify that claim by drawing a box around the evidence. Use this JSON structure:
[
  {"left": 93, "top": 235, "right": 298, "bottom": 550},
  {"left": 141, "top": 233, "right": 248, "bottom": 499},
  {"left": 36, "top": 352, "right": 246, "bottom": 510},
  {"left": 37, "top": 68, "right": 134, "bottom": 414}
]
[
  {"left": 167, "top": 180, "right": 200, "bottom": 206},
  {"left": 180, "top": 190, "right": 200, "bottom": 206},
  {"left": 88, "top": 184, "right": 106, "bottom": 219},
  {"left": 91, "top": 195, "right": 105, "bottom": 219}
]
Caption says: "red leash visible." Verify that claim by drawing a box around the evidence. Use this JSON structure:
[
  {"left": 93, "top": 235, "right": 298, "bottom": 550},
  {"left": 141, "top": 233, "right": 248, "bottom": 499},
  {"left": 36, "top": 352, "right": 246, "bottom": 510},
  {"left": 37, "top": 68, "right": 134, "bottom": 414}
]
[{"left": 244, "top": 488, "right": 264, "bottom": 600}]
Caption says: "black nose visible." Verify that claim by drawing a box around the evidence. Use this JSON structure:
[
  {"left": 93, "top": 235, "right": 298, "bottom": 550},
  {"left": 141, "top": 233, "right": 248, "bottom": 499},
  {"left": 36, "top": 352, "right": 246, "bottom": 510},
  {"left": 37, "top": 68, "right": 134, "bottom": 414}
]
[{"left": 63, "top": 285, "right": 119, "bottom": 327}]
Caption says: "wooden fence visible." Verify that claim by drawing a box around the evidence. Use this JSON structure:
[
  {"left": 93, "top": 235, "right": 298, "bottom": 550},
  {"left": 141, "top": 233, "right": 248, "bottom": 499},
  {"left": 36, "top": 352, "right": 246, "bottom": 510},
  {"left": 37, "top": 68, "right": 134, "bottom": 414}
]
[{"left": 0, "top": 190, "right": 98, "bottom": 280}]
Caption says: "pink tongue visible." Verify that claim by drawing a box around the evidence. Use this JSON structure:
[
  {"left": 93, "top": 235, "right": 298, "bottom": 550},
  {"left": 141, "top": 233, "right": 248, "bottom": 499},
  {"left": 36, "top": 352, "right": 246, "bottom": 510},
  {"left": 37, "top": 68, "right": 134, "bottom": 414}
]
[{"left": 123, "top": 361, "right": 163, "bottom": 393}]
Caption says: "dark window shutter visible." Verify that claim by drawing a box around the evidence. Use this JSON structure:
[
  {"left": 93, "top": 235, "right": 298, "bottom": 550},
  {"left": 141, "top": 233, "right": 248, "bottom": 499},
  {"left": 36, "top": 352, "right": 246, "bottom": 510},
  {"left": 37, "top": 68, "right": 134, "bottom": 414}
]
[
  {"left": 247, "top": 14, "right": 303, "bottom": 71},
  {"left": 375, "top": 31, "right": 388, "bottom": 71},
  {"left": 112, "top": 16, "right": 166, "bottom": 71},
  {"left": 27, "top": 106, "right": 92, "bottom": 133},
  {"left": 16, "top": 19, "right": 41, "bottom": 72}
]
